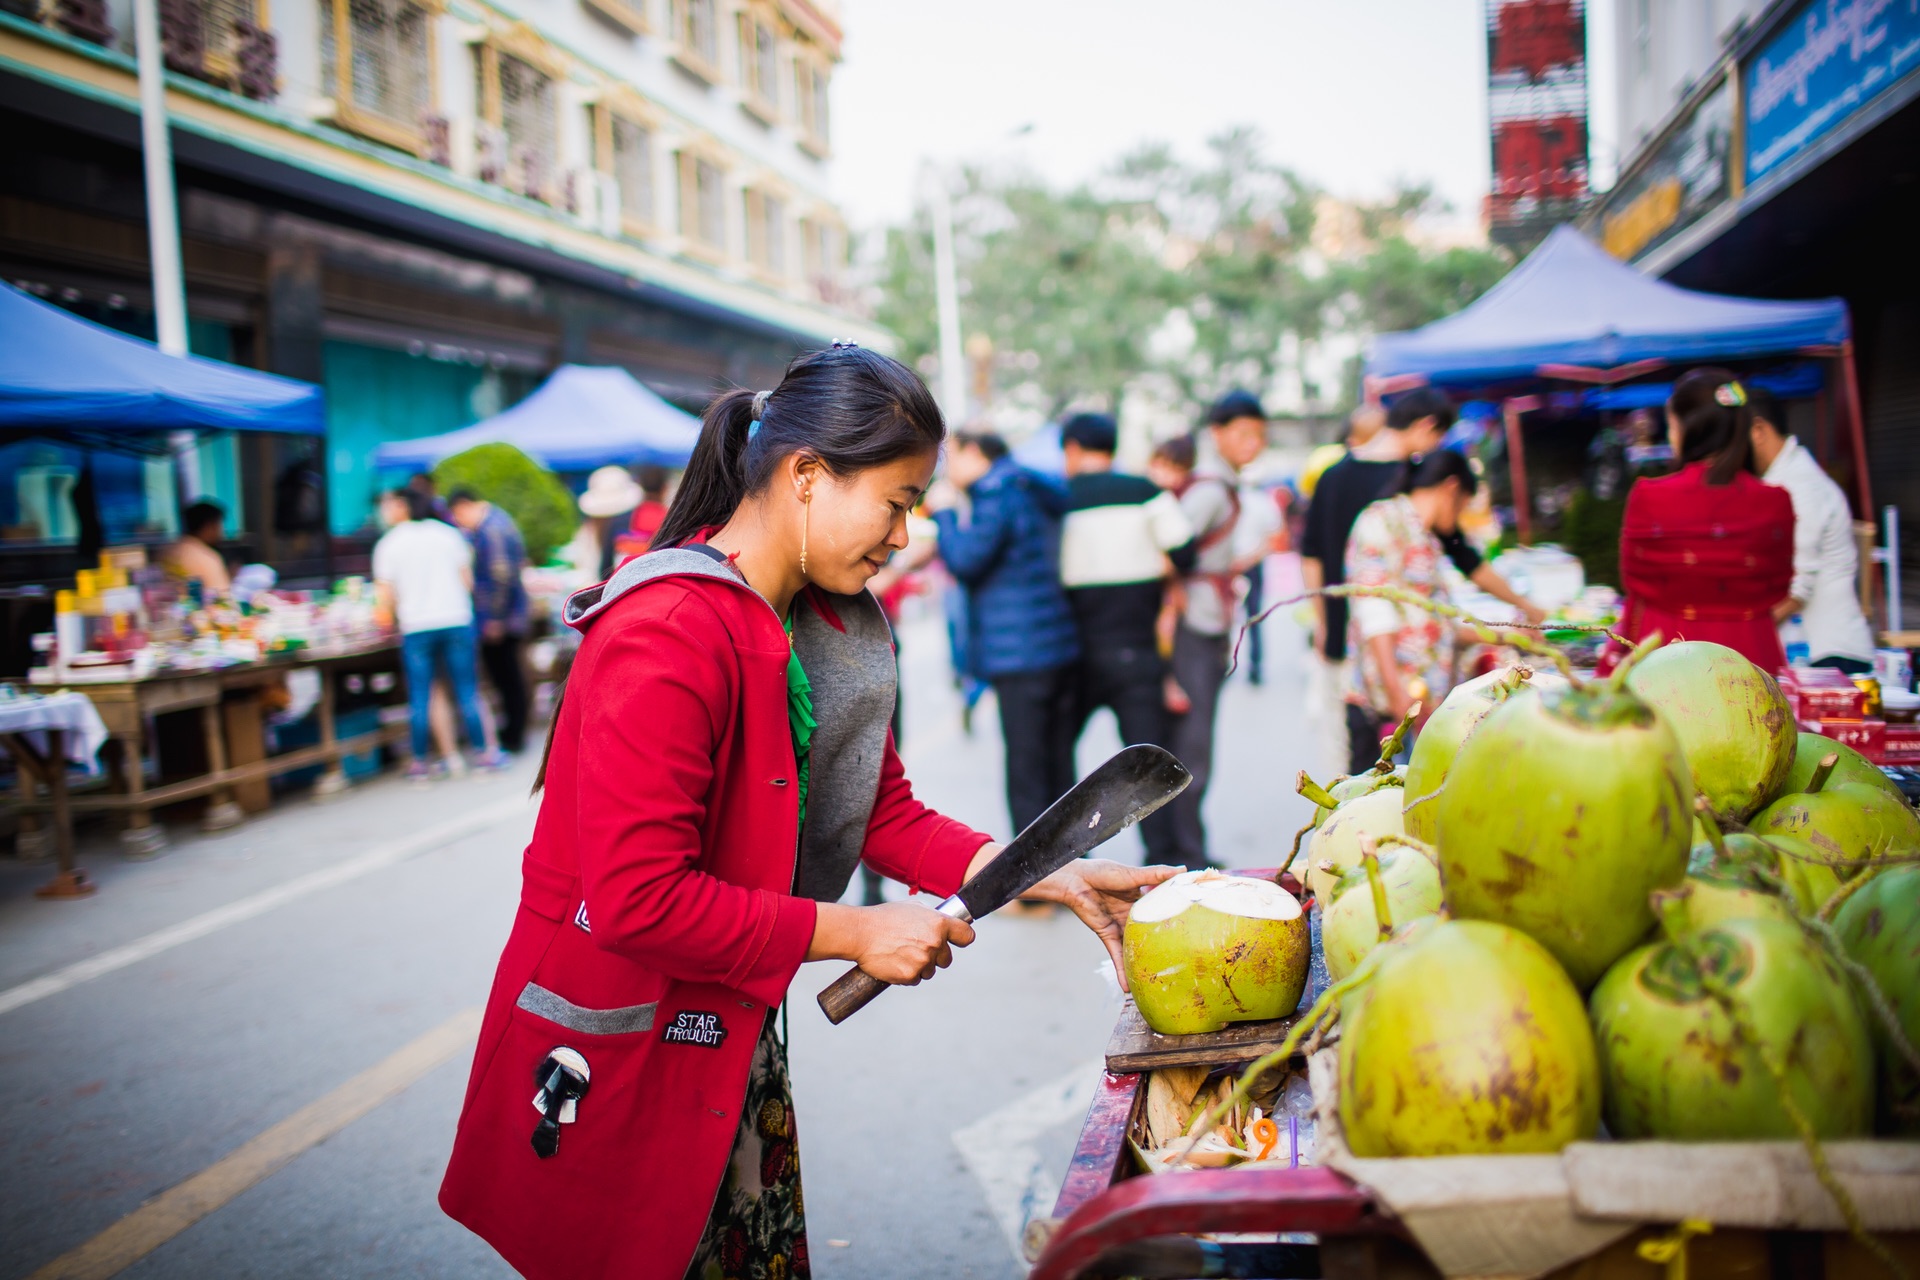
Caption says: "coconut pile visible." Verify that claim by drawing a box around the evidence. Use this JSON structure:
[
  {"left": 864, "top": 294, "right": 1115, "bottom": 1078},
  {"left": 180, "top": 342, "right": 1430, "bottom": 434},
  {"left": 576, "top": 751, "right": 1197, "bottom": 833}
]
[{"left": 1119, "top": 640, "right": 1920, "bottom": 1202}]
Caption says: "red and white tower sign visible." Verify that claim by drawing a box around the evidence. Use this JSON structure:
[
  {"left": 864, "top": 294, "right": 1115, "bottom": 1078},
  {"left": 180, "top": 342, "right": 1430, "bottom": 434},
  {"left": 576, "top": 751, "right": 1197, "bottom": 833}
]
[{"left": 1486, "top": 0, "right": 1589, "bottom": 246}]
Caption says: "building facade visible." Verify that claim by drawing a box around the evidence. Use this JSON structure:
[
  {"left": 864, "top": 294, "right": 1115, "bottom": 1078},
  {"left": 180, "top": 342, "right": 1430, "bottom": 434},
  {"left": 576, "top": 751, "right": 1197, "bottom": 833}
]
[
  {"left": 0, "top": 0, "right": 877, "bottom": 577},
  {"left": 1583, "top": 0, "right": 1920, "bottom": 613}
]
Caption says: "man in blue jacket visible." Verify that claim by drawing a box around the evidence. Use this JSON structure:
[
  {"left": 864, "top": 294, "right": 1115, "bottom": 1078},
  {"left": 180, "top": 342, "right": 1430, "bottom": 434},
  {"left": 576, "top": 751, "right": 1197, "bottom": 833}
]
[{"left": 931, "top": 431, "right": 1083, "bottom": 834}]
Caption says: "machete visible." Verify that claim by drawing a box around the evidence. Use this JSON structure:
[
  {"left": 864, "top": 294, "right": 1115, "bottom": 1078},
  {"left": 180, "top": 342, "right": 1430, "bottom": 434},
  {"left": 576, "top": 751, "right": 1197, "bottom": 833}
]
[{"left": 816, "top": 743, "right": 1191, "bottom": 1024}]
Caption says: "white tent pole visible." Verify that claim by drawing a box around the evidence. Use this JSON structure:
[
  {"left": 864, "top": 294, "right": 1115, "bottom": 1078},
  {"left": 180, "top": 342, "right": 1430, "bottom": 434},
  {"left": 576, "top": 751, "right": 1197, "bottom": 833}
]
[
  {"left": 134, "top": 0, "right": 189, "bottom": 358},
  {"left": 929, "top": 176, "right": 966, "bottom": 424}
]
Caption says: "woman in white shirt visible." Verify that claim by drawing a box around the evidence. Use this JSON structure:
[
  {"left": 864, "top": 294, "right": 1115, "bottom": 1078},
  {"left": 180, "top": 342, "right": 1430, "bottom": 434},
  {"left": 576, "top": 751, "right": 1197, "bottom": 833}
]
[{"left": 372, "top": 489, "right": 505, "bottom": 779}]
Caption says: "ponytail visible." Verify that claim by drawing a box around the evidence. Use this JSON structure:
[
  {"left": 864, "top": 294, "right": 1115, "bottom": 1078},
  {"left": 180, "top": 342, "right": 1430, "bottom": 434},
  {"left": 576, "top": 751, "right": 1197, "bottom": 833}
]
[
  {"left": 1668, "top": 367, "right": 1753, "bottom": 487},
  {"left": 652, "top": 388, "right": 757, "bottom": 549}
]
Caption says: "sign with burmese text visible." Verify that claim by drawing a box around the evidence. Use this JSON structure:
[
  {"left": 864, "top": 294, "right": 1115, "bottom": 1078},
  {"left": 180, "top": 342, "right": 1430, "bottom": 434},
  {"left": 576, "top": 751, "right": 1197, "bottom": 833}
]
[
  {"left": 1745, "top": 0, "right": 1920, "bottom": 186},
  {"left": 1487, "top": 0, "right": 1591, "bottom": 247}
]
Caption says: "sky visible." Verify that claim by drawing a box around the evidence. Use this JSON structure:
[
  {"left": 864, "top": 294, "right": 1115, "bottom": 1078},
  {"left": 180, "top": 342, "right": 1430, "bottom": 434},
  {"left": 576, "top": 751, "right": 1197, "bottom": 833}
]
[{"left": 828, "top": 0, "right": 1621, "bottom": 235}]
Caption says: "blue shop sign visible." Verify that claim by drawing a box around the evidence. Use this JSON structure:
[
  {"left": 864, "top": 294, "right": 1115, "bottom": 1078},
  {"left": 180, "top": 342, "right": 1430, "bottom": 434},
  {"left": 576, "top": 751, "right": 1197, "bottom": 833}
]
[{"left": 1745, "top": 0, "right": 1920, "bottom": 184}]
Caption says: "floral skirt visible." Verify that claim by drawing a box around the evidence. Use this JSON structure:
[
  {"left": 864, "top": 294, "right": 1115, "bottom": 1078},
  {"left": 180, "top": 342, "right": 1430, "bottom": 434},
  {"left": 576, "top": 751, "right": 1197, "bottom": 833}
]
[{"left": 684, "top": 1012, "right": 810, "bottom": 1280}]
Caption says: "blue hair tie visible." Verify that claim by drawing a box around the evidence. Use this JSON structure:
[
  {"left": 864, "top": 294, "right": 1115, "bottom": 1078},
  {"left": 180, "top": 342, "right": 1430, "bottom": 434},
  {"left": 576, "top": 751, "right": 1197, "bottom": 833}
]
[{"left": 747, "top": 419, "right": 762, "bottom": 440}]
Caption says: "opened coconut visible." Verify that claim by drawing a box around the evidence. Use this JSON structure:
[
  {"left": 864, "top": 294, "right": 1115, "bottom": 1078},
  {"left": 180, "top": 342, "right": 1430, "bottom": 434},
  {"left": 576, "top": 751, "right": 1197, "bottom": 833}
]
[
  {"left": 1124, "top": 871, "right": 1310, "bottom": 1036},
  {"left": 1589, "top": 916, "right": 1873, "bottom": 1140},
  {"left": 1626, "top": 640, "right": 1796, "bottom": 821},
  {"left": 1832, "top": 865, "right": 1920, "bottom": 1133},
  {"left": 1337, "top": 918, "right": 1601, "bottom": 1156},
  {"left": 1321, "top": 842, "right": 1443, "bottom": 983},
  {"left": 1436, "top": 680, "right": 1692, "bottom": 988},
  {"left": 1403, "top": 664, "right": 1563, "bottom": 841}
]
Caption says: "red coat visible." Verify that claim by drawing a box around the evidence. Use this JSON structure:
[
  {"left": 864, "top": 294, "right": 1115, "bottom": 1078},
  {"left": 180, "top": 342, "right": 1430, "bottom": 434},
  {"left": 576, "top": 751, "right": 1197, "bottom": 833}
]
[
  {"left": 439, "top": 550, "right": 989, "bottom": 1279},
  {"left": 1611, "top": 462, "right": 1795, "bottom": 670}
]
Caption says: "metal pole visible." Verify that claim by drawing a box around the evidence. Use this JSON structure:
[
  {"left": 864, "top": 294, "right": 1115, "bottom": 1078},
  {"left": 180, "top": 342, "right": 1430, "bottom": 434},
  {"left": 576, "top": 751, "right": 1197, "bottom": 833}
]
[
  {"left": 134, "top": 0, "right": 189, "bottom": 358},
  {"left": 929, "top": 176, "right": 967, "bottom": 423},
  {"left": 1885, "top": 504, "right": 1903, "bottom": 635}
]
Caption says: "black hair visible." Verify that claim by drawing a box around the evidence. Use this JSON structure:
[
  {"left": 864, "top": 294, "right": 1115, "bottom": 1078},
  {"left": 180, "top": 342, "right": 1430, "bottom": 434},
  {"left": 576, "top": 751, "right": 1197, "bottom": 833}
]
[
  {"left": 1207, "top": 389, "right": 1265, "bottom": 426},
  {"left": 183, "top": 501, "right": 224, "bottom": 539},
  {"left": 1395, "top": 449, "right": 1479, "bottom": 497},
  {"left": 1746, "top": 385, "right": 1786, "bottom": 437},
  {"left": 634, "top": 464, "right": 670, "bottom": 496},
  {"left": 447, "top": 488, "right": 481, "bottom": 507},
  {"left": 1151, "top": 434, "right": 1196, "bottom": 470},
  {"left": 652, "top": 344, "right": 946, "bottom": 552},
  {"left": 405, "top": 472, "right": 436, "bottom": 495},
  {"left": 1386, "top": 387, "right": 1457, "bottom": 433},
  {"left": 952, "top": 429, "right": 1010, "bottom": 463},
  {"left": 1060, "top": 412, "right": 1118, "bottom": 455},
  {"left": 385, "top": 487, "right": 434, "bottom": 523},
  {"left": 1669, "top": 367, "right": 1752, "bottom": 486}
]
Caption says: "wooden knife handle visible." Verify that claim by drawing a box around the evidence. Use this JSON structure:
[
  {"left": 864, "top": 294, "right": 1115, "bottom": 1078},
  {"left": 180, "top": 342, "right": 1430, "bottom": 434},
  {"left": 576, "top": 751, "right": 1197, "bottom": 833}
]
[{"left": 817, "top": 965, "right": 888, "bottom": 1024}]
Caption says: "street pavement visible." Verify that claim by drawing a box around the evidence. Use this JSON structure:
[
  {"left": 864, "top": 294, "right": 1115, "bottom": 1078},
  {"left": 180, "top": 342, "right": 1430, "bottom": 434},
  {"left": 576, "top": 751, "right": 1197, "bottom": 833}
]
[{"left": 0, "top": 567, "right": 1319, "bottom": 1280}]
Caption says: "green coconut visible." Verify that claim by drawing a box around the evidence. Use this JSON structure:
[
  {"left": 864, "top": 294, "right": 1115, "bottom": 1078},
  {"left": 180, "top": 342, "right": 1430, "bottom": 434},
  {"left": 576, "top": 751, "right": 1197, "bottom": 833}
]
[
  {"left": 1303, "top": 766, "right": 1405, "bottom": 827},
  {"left": 1321, "top": 843, "right": 1444, "bottom": 983},
  {"left": 1832, "top": 865, "right": 1920, "bottom": 1133},
  {"left": 1750, "top": 783, "right": 1920, "bottom": 879},
  {"left": 1337, "top": 919, "right": 1601, "bottom": 1156},
  {"left": 1124, "top": 870, "right": 1311, "bottom": 1037},
  {"left": 1626, "top": 641, "right": 1796, "bottom": 821},
  {"left": 1589, "top": 916, "right": 1874, "bottom": 1140},
  {"left": 1402, "top": 665, "right": 1565, "bottom": 842},
  {"left": 1672, "top": 870, "right": 1795, "bottom": 931},
  {"left": 1697, "top": 831, "right": 1845, "bottom": 917},
  {"left": 1776, "top": 731, "right": 1905, "bottom": 806},
  {"left": 1303, "top": 785, "right": 1406, "bottom": 904},
  {"left": 1436, "top": 681, "right": 1692, "bottom": 988}
]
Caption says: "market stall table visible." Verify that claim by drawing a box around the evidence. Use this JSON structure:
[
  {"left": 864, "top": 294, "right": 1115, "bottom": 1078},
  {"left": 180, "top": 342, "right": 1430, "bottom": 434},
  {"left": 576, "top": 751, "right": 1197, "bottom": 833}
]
[
  {"left": 0, "top": 691, "right": 108, "bottom": 897},
  {"left": 21, "top": 639, "right": 408, "bottom": 854}
]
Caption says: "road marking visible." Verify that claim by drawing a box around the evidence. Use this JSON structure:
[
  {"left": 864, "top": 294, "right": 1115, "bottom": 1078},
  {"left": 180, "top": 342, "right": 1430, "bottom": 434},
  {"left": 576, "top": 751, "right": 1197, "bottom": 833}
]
[
  {"left": 951, "top": 1059, "right": 1102, "bottom": 1262},
  {"left": 27, "top": 1006, "right": 483, "bottom": 1280},
  {"left": 0, "top": 795, "right": 530, "bottom": 1019}
]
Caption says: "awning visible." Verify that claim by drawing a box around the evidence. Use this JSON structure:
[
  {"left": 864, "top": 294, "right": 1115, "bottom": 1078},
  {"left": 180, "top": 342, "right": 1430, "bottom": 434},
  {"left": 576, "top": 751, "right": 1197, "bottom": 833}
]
[
  {"left": 0, "top": 281, "right": 324, "bottom": 434},
  {"left": 1366, "top": 226, "right": 1851, "bottom": 393},
  {"left": 372, "top": 364, "right": 702, "bottom": 472}
]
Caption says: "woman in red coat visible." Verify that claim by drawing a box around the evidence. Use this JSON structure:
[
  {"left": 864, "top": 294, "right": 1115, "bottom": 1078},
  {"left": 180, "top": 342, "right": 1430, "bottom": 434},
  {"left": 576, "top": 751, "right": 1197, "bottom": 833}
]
[
  {"left": 439, "top": 345, "right": 1175, "bottom": 1280},
  {"left": 1611, "top": 368, "right": 1794, "bottom": 669}
]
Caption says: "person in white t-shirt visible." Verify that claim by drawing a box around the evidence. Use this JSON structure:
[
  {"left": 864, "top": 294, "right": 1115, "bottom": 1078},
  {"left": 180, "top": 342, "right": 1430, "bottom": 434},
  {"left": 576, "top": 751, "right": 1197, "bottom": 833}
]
[
  {"left": 372, "top": 489, "right": 504, "bottom": 780},
  {"left": 1747, "top": 388, "right": 1876, "bottom": 672}
]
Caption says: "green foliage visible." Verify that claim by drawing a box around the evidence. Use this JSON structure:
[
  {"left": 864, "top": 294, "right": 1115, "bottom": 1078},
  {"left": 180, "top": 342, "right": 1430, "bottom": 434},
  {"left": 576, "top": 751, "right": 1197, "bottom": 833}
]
[
  {"left": 874, "top": 130, "right": 1512, "bottom": 421},
  {"left": 432, "top": 443, "right": 576, "bottom": 565},
  {"left": 1561, "top": 488, "right": 1626, "bottom": 589}
]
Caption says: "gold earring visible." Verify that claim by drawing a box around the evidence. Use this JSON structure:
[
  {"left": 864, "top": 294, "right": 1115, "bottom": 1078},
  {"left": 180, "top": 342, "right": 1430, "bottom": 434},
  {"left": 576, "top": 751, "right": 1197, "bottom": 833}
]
[{"left": 800, "top": 488, "right": 811, "bottom": 579}]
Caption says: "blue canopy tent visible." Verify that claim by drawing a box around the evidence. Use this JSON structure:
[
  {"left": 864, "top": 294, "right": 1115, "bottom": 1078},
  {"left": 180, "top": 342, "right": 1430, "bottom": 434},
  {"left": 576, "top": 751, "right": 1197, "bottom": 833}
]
[
  {"left": 1364, "top": 226, "right": 1867, "bottom": 539},
  {"left": 373, "top": 365, "right": 701, "bottom": 473},
  {"left": 0, "top": 281, "right": 324, "bottom": 433}
]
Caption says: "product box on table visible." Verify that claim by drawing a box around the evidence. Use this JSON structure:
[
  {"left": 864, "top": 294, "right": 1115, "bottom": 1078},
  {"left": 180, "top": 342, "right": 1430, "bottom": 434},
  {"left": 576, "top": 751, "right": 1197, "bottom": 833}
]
[
  {"left": 1778, "top": 666, "right": 1870, "bottom": 719},
  {"left": 1798, "top": 716, "right": 1887, "bottom": 759}
]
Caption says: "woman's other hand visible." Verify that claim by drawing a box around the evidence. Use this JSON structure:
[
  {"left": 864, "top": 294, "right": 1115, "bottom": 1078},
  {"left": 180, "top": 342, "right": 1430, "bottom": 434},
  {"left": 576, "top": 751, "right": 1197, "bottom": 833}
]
[
  {"left": 1023, "top": 859, "right": 1183, "bottom": 992},
  {"left": 813, "top": 900, "right": 975, "bottom": 985}
]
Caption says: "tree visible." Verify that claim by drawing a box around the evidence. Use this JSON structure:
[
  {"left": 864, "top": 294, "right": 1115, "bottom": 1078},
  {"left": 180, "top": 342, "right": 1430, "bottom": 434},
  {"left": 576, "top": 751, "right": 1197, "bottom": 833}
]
[{"left": 433, "top": 443, "right": 576, "bottom": 565}]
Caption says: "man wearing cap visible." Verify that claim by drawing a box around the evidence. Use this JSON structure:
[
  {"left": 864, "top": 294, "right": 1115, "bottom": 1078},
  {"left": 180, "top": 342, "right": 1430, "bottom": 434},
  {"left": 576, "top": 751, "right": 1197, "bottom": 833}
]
[{"left": 1058, "top": 412, "right": 1195, "bottom": 865}]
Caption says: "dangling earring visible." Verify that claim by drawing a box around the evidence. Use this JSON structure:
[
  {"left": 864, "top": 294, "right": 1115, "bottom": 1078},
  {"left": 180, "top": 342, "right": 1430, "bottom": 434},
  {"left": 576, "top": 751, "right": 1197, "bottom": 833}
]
[{"left": 799, "top": 486, "right": 811, "bottom": 580}]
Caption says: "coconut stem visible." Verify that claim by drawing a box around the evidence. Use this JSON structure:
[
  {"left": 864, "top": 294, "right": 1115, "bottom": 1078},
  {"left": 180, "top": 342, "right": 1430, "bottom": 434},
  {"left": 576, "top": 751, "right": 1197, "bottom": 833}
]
[
  {"left": 1695, "top": 965, "right": 1910, "bottom": 1280},
  {"left": 1808, "top": 753, "right": 1839, "bottom": 795},
  {"left": 1360, "top": 838, "right": 1394, "bottom": 941},
  {"left": 1296, "top": 771, "right": 1339, "bottom": 811},
  {"left": 1604, "top": 630, "right": 1665, "bottom": 692},
  {"left": 1375, "top": 703, "right": 1421, "bottom": 771},
  {"left": 1816, "top": 866, "right": 1876, "bottom": 922},
  {"left": 1651, "top": 885, "right": 1697, "bottom": 942},
  {"left": 1693, "top": 796, "right": 1728, "bottom": 858},
  {"left": 1282, "top": 820, "right": 1314, "bottom": 880}
]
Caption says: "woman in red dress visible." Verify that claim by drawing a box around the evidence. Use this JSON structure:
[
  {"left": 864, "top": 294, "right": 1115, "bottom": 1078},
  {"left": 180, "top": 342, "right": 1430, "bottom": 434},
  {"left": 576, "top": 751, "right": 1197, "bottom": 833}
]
[
  {"left": 1610, "top": 368, "right": 1794, "bottom": 669},
  {"left": 438, "top": 345, "right": 1174, "bottom": 1280}
]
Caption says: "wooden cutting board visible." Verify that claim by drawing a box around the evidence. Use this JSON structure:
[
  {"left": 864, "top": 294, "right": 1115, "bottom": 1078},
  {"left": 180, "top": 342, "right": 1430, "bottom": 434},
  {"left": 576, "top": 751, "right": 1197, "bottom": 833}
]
[{"left": 1104, "top": 914, "right": 1330, "bottom": 1072}]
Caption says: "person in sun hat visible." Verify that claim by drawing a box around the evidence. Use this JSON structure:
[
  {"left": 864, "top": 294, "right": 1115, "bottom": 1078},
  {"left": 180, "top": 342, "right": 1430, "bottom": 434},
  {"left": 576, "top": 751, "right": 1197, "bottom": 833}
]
[{"left": 578, "top": 464, "right": 645, "bottom": 580}]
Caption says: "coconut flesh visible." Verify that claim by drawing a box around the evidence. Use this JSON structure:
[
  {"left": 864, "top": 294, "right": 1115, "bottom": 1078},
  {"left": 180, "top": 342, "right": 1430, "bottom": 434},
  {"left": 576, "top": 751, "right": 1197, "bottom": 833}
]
[
  {"left": 1435, "top": 681, "right": 1692, "bottom": 988},
  {"left": 1124, "top": 871, "right": 1311, "bottom": 1037},
  {"left": 1626, "top": 641, "right": 1796, "bottom": 822},
  {"left": 1321, "top": 843, "right": 1443, "bottom": 983},
  {"left": 1402, "top": 664, "right": 1565, "bottom": 842},
  {"left": 1589, "top": 916, "right": 1873, "bottom": 1140},
  {"left": 1337, "top": 918, "right": 1601, "bottom": 1156}
]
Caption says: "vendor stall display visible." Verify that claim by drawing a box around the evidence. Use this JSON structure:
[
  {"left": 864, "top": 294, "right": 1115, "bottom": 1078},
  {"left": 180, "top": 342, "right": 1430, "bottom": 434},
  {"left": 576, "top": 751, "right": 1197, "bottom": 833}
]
[
  {"left": 0, "top": 689, "right": 108, "bottom": 897},
  {"left": 1027, "top": 637, "right": 1920, "bottom": 1280}
]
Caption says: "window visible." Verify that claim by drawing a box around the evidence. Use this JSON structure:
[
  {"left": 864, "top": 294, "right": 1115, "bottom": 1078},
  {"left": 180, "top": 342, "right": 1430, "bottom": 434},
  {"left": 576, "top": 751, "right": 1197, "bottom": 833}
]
[
  {"left": 800, "top": 214, "right": 845, "bottom": 303},
  {"left": 744, "top": 187, "right": 787, "bottom": 279},
  {"left": 581, "top": 0, "right": 648, "bottom": 36},
  {"left": 320, "top": 0, "right": 436, "bottom": 151},
  {"left": 161, "top": 0, "right": 275, "bottom": 96},
  {"left": 737, "top": 12, "right": 779, "bottom": 118},
  {"left": 678, "top": 151, "right": 727, "bottom": 254},
  {"left": 671, "top": 0, "right": 720, "bottom": 79},
  {"left": 598, "top": 110, "right": 656, "bottom": 233},
  {"left": 476, "top": 41, "right": 559, "bottom": 203},
  {"left": 792, "top": 52, "right": 829, "bottom": 154}
]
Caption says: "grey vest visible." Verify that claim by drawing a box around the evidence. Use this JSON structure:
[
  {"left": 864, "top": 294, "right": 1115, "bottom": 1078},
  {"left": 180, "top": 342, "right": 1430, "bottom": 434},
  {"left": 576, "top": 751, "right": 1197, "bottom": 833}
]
[{"left": 563, "top": 547, "right": 898, "bottom": 903}]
